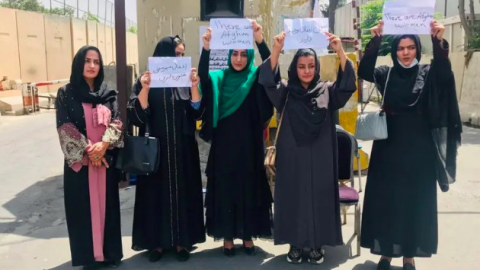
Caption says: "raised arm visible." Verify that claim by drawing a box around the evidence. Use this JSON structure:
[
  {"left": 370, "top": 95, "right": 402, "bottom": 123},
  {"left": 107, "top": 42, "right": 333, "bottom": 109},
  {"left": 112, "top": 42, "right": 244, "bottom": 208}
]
[
  {"left": 188, "top": 68, "right": 204, "bottom": 120},
  {"left": 329, "top": 60, "right": 357, "bottom": 111},
  {"left": 430, "top": 20, "right": 453, "bottom": 83},
  {"left": 324, "top": 33, "right": 357, "bottom": 110},
  {"left": 258, "top": 31, "right": 288, "bottom": 110},
  {"left": 358, "top": 20, "right": 390, "bottom": 93},
  {"left": 252, "top": 20, "right": 271, "bottom": 61},
  {"left": 358, "top": 20, "right": 384, "bottom": 83}
]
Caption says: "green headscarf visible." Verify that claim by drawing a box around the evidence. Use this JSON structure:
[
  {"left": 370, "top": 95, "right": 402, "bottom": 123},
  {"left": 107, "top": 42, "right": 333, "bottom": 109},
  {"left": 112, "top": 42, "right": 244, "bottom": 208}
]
[{"left": 206, "top": 49, "right": 258, "bottom": 128}]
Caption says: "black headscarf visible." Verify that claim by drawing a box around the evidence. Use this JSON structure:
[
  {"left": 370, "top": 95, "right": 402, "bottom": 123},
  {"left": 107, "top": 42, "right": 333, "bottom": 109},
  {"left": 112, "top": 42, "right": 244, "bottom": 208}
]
[
  {"left": 385, "top": 35, "right": 427, "bottom": 111},
  {"left": 286, "top": 49, "right": 329, "bottom": 146},
  {"left": 70, "top": 46, "right": 116, "bottom": 106},
  {"left": 148, "top": 35, "right": 190, "bottom": 100},
  {"left": 153, "top": 36, "right": 181, "bottom": 57}
]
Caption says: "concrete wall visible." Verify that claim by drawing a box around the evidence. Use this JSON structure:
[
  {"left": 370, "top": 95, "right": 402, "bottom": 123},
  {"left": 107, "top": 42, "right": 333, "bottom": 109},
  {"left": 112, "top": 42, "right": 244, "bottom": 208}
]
[
  {"left": 105, "top": 27, "right": 114, "bottom": 65},
  {"left": 0, "top": 8, "right": 21, "bottom": 82},
  {"left": 87, "top": 20, "right": 98, "bottom": 46},
  {"left": 16, "top": 10, "right": 48, "bottom": 84},
  {"left": 97, "top": 24, "right": 107, "bottom": 63},
  {"left": 0, "top": 7, "right": 139, "bottom": 95},
  {"left": 459, "top": 52, "right": 480, "bottom": 125},
  {"left": 44, "top": 15, "right": 72, "bottom": 93},
  {"left": 71, "top": 18, "right": 88, "bottom": 57}
]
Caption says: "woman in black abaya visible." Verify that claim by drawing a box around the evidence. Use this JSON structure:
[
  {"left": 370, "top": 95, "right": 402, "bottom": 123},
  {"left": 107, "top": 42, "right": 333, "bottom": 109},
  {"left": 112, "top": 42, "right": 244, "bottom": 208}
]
[
  {"left": 359, "top": 20, "right": 461, "bottom": 270},
  {"left": 259, "top": 32, "right": 356, "bottom": 264},
  {"left": 56, "top": 46, "right": 124, "bottom": 269},
  {"left": 128, "top": 36, "right": 205, "bottom": 263},
  {"left": 198, "top": 21, "right": 274, "bottom": 257}
]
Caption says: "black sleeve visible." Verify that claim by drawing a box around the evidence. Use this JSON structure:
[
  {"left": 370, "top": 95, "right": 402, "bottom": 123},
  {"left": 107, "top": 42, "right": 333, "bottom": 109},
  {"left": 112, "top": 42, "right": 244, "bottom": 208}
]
[
  {"left": 126, "top": 79, "right": 149, "bottom": 127},
  {"left": 431, "top": 37, "right": 453, "bottom": 83},
  {"left": 358, "top": 36, "right": 382, "bottom": 82},
  {"left": 329, "top": 60, "right": 358, "bottom": 111},
  {"left": 55, "top": 87, "right": 71, "bottom": 128},
  {"left": 198, "top": 49, "right": 214, "bottom": 142},
  {"left": 258, "top": 57, "right": 288, "bottom": 110},
  {"left": 256, "top": 41, "right": 271, "bottom": 61},
  {"left": 199, "top": 48, "right": 211, "bottom": 82},
  {"left": 358, "top": 36, "right": 390, "bottom": 95}
]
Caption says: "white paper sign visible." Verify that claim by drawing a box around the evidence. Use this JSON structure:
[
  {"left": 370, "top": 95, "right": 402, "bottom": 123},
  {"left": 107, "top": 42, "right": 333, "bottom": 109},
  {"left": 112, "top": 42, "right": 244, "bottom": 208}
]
[
  {"left": 148, "top": 57, "right": 192, "bottom": 88},
  {"left": 200, "top": 26, "right": 229, "bottom": 71},
  {"left": 210, "top": 18, "right": 254, "bottom": 50},
  {"left": 383, "top": 0, "right": 436, "bottom": 35},
  {"left": 284, "top": 18, "right": 329, "bottom": 50}
]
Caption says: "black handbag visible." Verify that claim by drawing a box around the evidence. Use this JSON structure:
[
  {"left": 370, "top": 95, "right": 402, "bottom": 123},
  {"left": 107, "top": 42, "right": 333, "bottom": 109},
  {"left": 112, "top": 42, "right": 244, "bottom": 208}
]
[{"left": 115, "top": 126, "right": 160, "bottom": 175}]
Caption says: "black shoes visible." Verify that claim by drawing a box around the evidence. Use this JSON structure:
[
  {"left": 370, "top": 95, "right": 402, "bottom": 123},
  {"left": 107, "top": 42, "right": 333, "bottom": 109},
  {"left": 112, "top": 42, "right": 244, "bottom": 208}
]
[
  {"left": 148, "top": 250, "right": 164, "bottom": 262},
  {"left": 223, "top": 247, "right": 235, "bottom": 257},
  {"left": 307, "top": 248, "right": 324, "bottom": 264},
  {"left": 377, "top": 259, "right": 391, "bottom": 270},
  {"left": 243, "top": 244, "right": 256, "bottom": 256},
  {"left": 286, "top": 246, "right": 303, "bottom": 264},
  {"left": 403, "top": 263, "right": 416, "bottom": 270},
  {"left": 176, "top": 249, "right": 190, "bottom": 262},
  {"left": 82, "top": 265, "right": 97, "bottom": 270},
  {"left": 102, "top": 260, "right": 121, "bottom": 268}
]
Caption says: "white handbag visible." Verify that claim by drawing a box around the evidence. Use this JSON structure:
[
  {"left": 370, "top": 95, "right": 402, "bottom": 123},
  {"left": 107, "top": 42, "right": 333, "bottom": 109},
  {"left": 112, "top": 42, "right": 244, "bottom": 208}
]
[{"left": 355, "top": 68, "right": 391, "bottom": 141}]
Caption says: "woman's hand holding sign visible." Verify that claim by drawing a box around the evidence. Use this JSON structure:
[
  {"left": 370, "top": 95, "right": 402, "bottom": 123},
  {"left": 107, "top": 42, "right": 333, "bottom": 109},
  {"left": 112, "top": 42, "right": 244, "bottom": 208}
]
[
  {"left": 203, "top": 28, "right": 212, "bottom": 51},
  {"left": 370, "top": 20, "right": 384, "bottom": 38},
  {"left": 430, "top": 20, "right": 445, "bottom": 41}
]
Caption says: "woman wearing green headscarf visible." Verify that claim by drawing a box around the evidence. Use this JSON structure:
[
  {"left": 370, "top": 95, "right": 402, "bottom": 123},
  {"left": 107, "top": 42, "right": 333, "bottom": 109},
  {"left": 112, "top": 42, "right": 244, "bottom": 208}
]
[{"left": 198, "top": 21, "right": 274, "bottom": 257}]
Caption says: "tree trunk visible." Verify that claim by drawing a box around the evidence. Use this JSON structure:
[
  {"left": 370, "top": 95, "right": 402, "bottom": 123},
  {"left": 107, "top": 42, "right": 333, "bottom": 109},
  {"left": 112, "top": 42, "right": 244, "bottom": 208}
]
[
  {"left": 329, "top": 0, "right": 340, "bottom": 33},
  {"left": 469, "top": 0, "right": 476, "bottom": 25},
  {"left": 459, "top": 0, "right": 472, "bottom": 37}
]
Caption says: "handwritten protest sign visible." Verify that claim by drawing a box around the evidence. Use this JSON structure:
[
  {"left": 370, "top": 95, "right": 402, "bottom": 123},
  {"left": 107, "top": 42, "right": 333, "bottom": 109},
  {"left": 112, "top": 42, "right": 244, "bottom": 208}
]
[
  {"left": 200, "top": 26, "right": 229, "bottom": 70},
  {"left": 383, "top": 0, "right": 436, "bottom": 35},
  {"left": 148, "top": 57, "right": 192, "bottom": 88},
  {"left": 284, "top": 18, "right": 329, "bottom": 50},
  {"left": 210, "top": 19, "right": 253, "bottom": 50}
]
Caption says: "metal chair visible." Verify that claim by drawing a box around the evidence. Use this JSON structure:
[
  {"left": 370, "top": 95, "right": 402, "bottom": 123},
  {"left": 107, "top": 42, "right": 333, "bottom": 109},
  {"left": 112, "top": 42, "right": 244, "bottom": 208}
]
[{"left": 336, "top": 125, "right": 362, "bottom": 256}]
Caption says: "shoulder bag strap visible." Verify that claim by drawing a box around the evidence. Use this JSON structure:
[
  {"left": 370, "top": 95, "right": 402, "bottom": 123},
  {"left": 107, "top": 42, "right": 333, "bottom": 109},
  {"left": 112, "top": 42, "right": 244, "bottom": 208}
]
[
  {"left": 380, "top": 67, "right": 392, "bottom": 109},
  {"left": 273, "top": 93, "right": 289, "bottom": 146}
]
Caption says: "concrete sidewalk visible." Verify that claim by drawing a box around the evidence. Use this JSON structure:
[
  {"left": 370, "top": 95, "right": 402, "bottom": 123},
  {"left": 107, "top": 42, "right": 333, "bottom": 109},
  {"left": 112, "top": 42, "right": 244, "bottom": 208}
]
[{"left": 0, "top": 110, "right": 479, "bottom": 270}]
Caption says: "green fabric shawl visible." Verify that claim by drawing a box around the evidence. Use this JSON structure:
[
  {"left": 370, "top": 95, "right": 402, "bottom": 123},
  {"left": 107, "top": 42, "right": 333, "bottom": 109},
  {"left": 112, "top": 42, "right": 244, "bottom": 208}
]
[{"left": 207, "top": 49, "right": 258, "bottom": 128}]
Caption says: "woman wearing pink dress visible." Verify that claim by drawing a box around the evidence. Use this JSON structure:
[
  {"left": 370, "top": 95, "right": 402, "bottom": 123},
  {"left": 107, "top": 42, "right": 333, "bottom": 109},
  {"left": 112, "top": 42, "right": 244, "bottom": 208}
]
[{"left": 56, "top": 46, "right": 124, "bottom": 269}]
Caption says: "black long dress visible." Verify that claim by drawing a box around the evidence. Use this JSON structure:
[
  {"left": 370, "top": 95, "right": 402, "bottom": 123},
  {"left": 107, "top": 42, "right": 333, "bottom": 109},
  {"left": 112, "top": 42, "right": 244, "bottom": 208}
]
[
  {"left": 359, "top": 36, "right": 452, "bottom": 258},
  {"left": 198, "top": 42, "right": 274, "bottom": 241},
  {"left": 128, "top": 80, "right": 206, "bottom": 250},
  {"left": 258, "top": 57, "right": 357, "bottom": 249},
  {"left": 56, "top": 85, "right": 123, "bottom": 267}
]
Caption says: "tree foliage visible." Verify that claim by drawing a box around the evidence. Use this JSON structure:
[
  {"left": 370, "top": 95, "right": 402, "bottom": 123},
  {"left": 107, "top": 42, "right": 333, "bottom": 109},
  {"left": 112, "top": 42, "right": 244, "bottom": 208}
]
[
  {"left": 360, "top": 0, "right": 393, "bottom": 56},
  {"left": 127, "top": 26, "right": 138, "bottom": 34},
  {"left": 458, "top": 0, "right": 480, "bottom": 51},
  {"left": 0, "top": 0, "right": 74, "bottom": 16}
]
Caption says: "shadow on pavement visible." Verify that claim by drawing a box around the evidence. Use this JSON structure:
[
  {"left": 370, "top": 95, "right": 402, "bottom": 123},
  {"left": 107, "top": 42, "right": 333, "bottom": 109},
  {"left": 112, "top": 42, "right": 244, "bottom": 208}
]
[
  {"left": 0, "top": 174, "right": 136, "bottom": 240},
  {"left": 461, "top": 126, "right": 480, "bottom": 145},
  {"left": 352, "top": 260, "right": 404, "bottom": 270},
  {"left": 0, "top": 175, "right": 66, "bottom": 239},
  {"left": 48, "top": 244, "right": 358, "bottom": 270}
]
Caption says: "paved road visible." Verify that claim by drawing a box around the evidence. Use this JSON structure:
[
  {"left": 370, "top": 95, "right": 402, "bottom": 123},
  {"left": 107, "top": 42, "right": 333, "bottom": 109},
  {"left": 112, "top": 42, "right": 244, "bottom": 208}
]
[{"left": 0, "top": 111, "right": 479, "bottom": 270}]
